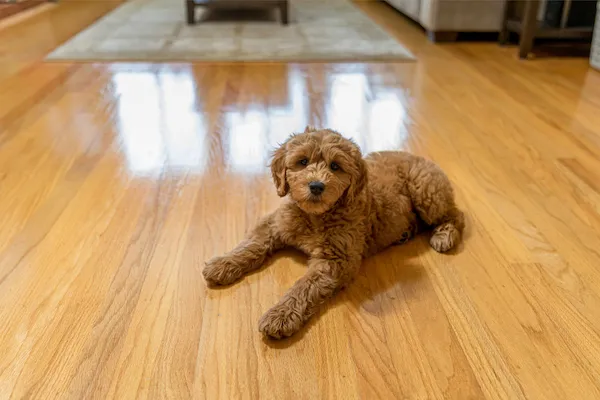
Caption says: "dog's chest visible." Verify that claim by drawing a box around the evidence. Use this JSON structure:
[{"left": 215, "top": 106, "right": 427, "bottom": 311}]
[{"left": 277, "top": 211, "right": 361, "bottom": 259}]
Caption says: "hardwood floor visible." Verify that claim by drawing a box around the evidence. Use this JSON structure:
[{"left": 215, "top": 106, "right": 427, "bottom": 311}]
[{"left": 1, "top": 1, "right": 600, "bottom": 399}]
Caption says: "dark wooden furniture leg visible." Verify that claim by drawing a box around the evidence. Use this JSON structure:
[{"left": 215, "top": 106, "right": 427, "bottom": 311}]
[
  {"left": 279, "top": 1, "right": 288, "bottom": 25},
  {"left": 498, "top": 0, "right": 513, "bottom": 45},
  {"left": 519, "top": 0, "right": 540, "bottom": 58},
  {"left": 186, "top": 0, "right": 195, "bottom": 25}
]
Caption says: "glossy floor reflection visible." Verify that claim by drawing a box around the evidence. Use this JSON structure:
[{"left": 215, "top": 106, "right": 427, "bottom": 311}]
[
  {"left": 2, "top": 1, "right": 600, "bottom": 399},
  {"left": 112, "top": 66, "right": 207, "bottom": 174},
  {"left": 108, "top": 63, "right": 411, "bottom": 178}
]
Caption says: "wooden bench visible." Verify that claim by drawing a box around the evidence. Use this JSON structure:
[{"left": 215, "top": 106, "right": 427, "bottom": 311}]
[{"left": 186, "top": 0, "right": 289, "bottom": 25}]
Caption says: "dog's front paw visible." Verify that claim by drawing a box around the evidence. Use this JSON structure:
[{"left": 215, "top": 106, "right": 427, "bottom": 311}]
[
  {"left": 203, "top": 256, "right": 244, "bottom": 286},
  {"left": 258, "top": 303, "right": 304, "bottom": 339}
]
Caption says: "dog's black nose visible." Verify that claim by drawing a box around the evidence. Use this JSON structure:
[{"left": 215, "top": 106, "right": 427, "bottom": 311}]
[{"left": 309, "top": 181, "right": 325, "bottom": 195}]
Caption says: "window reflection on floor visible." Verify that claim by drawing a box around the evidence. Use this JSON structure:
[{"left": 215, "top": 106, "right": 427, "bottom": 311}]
[
  {"left": 268, "top": 67, "right": 307, "bottom": 146},
  {"left": 225, "top": 109, "right": 268, "bottom": 174},
  {"left": 327, "top": 72, "right": 409, "bottom": 154},
  {"left": 327, "top": 73, "right": 368, "bottom": 150},
  {"left": 367, "top": 91, "right": 408, "bottom": 152},
  {"left": 225, "top": 67, "right": 307, "bottom": 174},
  {"left": 112, "top": 65, "right": 409, "bottom": 176},
  {"left": 112, "top": 68, "right": 206, "bottom": 175},
  {"left": 161, "top": 73, "right": 206, "bottom": 171}
]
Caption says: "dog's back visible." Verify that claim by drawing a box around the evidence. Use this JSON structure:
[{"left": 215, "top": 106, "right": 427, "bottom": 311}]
[{"left": 364, "top": 150, "right": 464, "bottom": 254}]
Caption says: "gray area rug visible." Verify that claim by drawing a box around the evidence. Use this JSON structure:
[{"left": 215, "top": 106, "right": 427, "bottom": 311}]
[{"left": 46, "top": 0, "right": 415, "bottom": 62}]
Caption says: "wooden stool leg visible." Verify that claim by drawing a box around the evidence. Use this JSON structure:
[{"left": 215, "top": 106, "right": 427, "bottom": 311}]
[
  {"left": 519, "top": 0, "right": 540, "bottom": 58},
  {"left": 186, "top": 0, "right": 195, "bottom": 25},
  {"left": 280, "top": 2, "right": 288, "bottom": 25},
  {"left": 498, "top": 0, "right": 513, "bottom": 45}
]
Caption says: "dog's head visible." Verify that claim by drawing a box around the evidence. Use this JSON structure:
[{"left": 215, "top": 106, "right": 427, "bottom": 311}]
[{"left": 270, "top": 126, "right": 367, "bottom": 214}]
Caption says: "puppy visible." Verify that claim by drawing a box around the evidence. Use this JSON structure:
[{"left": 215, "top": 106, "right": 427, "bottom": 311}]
[{"left": 203, "top": 127, "right": 464, "bottom": 339}]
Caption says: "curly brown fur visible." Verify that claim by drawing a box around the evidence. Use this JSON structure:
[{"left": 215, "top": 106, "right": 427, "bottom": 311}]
[{"left": 203, "top": 127, "right": 465, "bottom": 339}]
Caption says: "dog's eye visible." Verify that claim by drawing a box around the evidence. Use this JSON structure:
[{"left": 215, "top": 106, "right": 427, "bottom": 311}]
[
  {"left": 330, "top": 162, "right": 340, "bottom": 171},
  {"left": 299, "top": 158, "right": 308, "bottom": 166}
]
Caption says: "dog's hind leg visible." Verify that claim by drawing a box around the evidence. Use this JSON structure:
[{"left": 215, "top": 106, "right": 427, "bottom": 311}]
[
  {"left": 427, "top": 207, "right": 464, "bottom": 253},
  {"left": 406, "top": 159, "right": 465, "bottom": 253}
]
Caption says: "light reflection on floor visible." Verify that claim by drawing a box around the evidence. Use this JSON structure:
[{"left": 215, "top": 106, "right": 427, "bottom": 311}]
[
  {"left": 366, "top": 91, "right": 408, "bottom": 152},
  {"left": 224, "top": 67, "right": 308, "bottom": 174},
  {"left": 225, "top": 109, "right": 269, "bottom": 174},
  {"left": 112, "top": 67, "right": 206, "bottom": 175},
  {"left": 111, "top": 65, "right": 409, "bottom": 177}
]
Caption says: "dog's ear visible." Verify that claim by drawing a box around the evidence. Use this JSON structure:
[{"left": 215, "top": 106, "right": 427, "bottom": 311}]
[
  {"left": 304, "top": 125, "right": 317, "bottom": 133},
  {"left": 270, "top": 143, "right": 289, "bottom": 197},
  {"left": 347, "top": 151, "right": 368, "bottom": 203}
]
